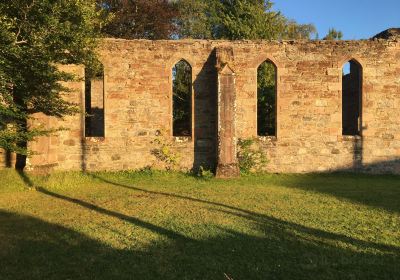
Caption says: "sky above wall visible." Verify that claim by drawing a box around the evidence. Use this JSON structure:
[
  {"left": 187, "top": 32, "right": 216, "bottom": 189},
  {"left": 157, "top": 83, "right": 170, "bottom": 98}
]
[{"left": 273, "top": 0, "right": 400, "bottom": 40}]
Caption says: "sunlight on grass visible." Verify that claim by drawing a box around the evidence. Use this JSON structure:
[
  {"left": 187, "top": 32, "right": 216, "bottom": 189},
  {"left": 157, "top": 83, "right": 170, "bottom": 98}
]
[{"left": 0, "top": 169, "right": 399, "bottom": 279}]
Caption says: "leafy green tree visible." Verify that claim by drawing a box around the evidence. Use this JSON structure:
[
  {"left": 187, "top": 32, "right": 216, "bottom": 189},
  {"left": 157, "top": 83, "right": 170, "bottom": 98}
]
[
  {"left": 99, "top": 0, "right": 178, "bottom": 39},
  {"left": 0, "top": 0, "right": 105, "bottom": 170},
  {"left": 323, "top": 28, "right": 343, "bottom": 40},
  {"left": 176, "top": 0, "right": 316, "bottom": 40},
  {"left": 174, "top": 0, "right": 214, "bottom": 39},
  {"left": 211, "top": 0, "right": 286, "bottom": 40},
  {"left": 285, "top": 20, "right": 317, "bottom": 40}
]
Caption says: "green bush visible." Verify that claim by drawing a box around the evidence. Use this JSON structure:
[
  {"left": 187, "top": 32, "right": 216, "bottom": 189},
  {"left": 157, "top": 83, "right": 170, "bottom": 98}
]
[
  {"left": 151, "top": 135, "right": 181, "bottom": 170},
  {"left": 237, "top": 138, "right": 268, "bottom": 174}
]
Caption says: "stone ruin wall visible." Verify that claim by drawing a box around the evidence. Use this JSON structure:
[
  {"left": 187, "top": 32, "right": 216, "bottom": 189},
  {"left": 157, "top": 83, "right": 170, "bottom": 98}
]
[{"left": 1, "top": 37, "right": 400, "bottom": 174}]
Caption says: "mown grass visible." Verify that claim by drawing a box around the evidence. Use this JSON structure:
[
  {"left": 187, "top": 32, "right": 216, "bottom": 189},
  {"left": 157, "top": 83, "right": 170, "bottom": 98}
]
[{"left": 0, "top": 170, "right": 399, "bottom": 279}]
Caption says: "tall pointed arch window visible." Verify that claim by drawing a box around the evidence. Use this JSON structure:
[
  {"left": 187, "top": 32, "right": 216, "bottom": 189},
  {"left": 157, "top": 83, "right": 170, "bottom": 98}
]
[
  {"left": 172, "top": 59, "right": 192, "bottom": 137},
  {"left": 342, "top": 60, "right": 362, "bottom": 136},
  {"left": 85, "top": 64, "right": 105, "bottom": 137},
  {"left": 257, "top": 60, "right": 277, "bottom": 136}
]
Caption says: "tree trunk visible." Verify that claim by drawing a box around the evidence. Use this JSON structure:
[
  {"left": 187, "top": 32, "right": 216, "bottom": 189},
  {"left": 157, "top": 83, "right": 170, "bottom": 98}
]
[
  {"left": 5, "top": 150, "right": 12, "bottom": 168},
  {"left": 13, "top": 90, "right": 28, "bottom": 171},
  {"left": 15, "top": 118, "right": 28, "bottom": 171},
  {"left": 15, "top": 150, "right": 27, "bottom": 170}
]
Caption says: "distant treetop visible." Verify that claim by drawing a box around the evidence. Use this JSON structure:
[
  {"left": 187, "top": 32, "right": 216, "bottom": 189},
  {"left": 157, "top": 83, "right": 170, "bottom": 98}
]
[
  {"left": 323, "top": 28, "right": 343, "bottom": 40},
  {"left": 372, "top": 28, "right": 400, "bottom": 40}
]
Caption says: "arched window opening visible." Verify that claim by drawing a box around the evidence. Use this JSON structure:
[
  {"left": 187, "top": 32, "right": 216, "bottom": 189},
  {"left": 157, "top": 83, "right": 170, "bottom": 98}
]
[
  {"left": 172, "top": 60, "right": 192, "bottom": 137},
  {"left": 85, "top": 64, "right": 105, "bottom": 137},
  {"left": 342, "top": 60, "right": 362, "bottom": 136},
  {"left": 257, "top": 60, "right": 277, "bottom": 136}
]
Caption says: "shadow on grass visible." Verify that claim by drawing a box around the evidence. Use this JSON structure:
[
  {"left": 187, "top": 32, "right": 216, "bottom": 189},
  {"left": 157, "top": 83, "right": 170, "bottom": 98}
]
[
  {"left": 16, "top": 170, "right": 188, "bottom": 240},
  {"left": 94, "top": 168, "right": 400, "bottom": 214},
  {"left": 87, "top": 173, "right": 398, "bottom": 253},
  {"left": 270, "top": 172, "right": 400, "bottom": 214},
  {"left": 5, "top": 171, "right": 398, "bottom": 279},
  {"left": 1, "top": 207, "right": 399, "bottom": 280}
]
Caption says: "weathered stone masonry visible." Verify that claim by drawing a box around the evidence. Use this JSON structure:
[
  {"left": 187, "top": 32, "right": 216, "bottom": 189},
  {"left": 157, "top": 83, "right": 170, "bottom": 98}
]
[{"left": 2, "top": 34, "right": 400, "bottom": 174}]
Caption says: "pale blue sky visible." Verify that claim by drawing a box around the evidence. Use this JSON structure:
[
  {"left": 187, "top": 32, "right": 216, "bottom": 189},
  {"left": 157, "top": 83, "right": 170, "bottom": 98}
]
[{"left": 272, "top": 0, "right": 400, "bottom": 39}]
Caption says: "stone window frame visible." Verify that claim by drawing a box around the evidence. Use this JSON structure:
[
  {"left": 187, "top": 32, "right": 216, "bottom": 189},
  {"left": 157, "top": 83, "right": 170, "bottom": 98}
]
[
  {"left": 169, "top": 57, "right": 195, "bottom": 141},
  {"left": 251, "top": 55, "right": 282, "bottom": 141},
  {"left": 338, "top": 56, "right": 365, "bottom": 139},
  {"left": 83, "top": 63, "right": 106, "bottom": 140}
]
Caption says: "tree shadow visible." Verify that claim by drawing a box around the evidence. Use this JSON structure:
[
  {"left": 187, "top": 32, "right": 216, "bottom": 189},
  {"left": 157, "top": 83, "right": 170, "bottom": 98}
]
[
  {"left": 16, "top": 169, "right": 35, "bottom": 188},
  {"left": 1, "top": 205, "right": 399, "bottom": 280},
  {"left": 15, "top": 171, "right": 189, "bottom": 241},
  {"left": 88, "top": 173, "right": 399, "bottom": 254},
  {"left": 37, "top": 187, "right": 189, "bottom": 241},
  {"left": 270, "top": 169, "right": 400, "bottom": 214},
  {"left": 0, "top": 210, "right": 165, "bottom": 280},
  {"left": 6, "top": 171, "right": 400, "bottom": 279},
  {"left": 89, "top": 170, "right": 400, "bottom": 219}
]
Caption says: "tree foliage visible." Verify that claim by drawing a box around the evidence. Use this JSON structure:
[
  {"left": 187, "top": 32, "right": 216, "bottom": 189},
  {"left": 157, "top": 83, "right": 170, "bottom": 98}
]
[
  {"left": 176, "top": 0, "right": 316, "bottom": 40},
  {"left": 174, "top": 0, "right": 214, "bottom": 39},
  {"left": 324, "top": 28, "right": 343, "bottom": 40},
  {"left": 0, "top": 0, "right": 104, "bottom": 169},
  {"left": 99, "top": 0, "right": 179, "bottom": 39}
]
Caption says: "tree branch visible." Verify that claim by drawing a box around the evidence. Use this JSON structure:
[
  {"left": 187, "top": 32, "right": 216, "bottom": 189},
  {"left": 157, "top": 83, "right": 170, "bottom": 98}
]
[{"left": 15, "top": 40, "right": 28, "bottom": 45}]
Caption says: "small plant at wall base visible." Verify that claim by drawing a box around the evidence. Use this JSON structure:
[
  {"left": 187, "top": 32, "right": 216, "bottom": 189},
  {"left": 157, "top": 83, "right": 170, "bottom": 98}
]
[
  {"left": 196, "top": 165, "right": 214, "bottom": 180},
  {"left": 151, "top": 134, "right": 181, "bottom": 171},
  {"left": 237, "top": 138, "right": 268, "bottom": 174}
]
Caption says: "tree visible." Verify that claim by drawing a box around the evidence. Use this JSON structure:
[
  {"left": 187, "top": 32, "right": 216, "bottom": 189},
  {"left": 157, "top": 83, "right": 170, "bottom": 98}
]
[
  {"left": 211, "top": 0, "right": 286, "bottom": 40},
  {"left": 323, "top": 28, "right": 343, "bottom": 40},
  {"left": 284, "top": 20, "right": 317, "bottom": 40},
  {"left": 99, "top": 0, "right": 178, "bottom": 39},
  {"left": 173, "top": 0, "right": 214, "bottom": 39},
  {"left": 175, "top": 0, "right": 316, "bottom": 40},
  {"left": 0, "top": 0, "right": 105, "bottom": 170}
]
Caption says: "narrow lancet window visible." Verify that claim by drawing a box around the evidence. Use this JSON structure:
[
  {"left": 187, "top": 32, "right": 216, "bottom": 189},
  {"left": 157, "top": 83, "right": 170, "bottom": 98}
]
[
  {"left": 85, "top": 64, "right": 105, "bottom": 137},
  {"left": 172, "top": 60, "right": 192, "bottom": 137},
  {"left": 342, "top": 60, "right": 362, "bottom": 136},
  {"left": 257, "top": 60, "right": 277, "bottom": 136}
]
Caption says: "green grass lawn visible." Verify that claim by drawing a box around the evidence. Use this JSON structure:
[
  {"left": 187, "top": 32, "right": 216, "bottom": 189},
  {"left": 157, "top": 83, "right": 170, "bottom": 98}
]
[{"left": 0, "top": 170, "right": 399, "bottom": 280}]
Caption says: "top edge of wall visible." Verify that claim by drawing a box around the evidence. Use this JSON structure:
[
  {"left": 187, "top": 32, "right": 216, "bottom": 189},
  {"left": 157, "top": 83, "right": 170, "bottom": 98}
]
[{"left": 101, "top": 37, "right": 400, "bottom": 44}]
